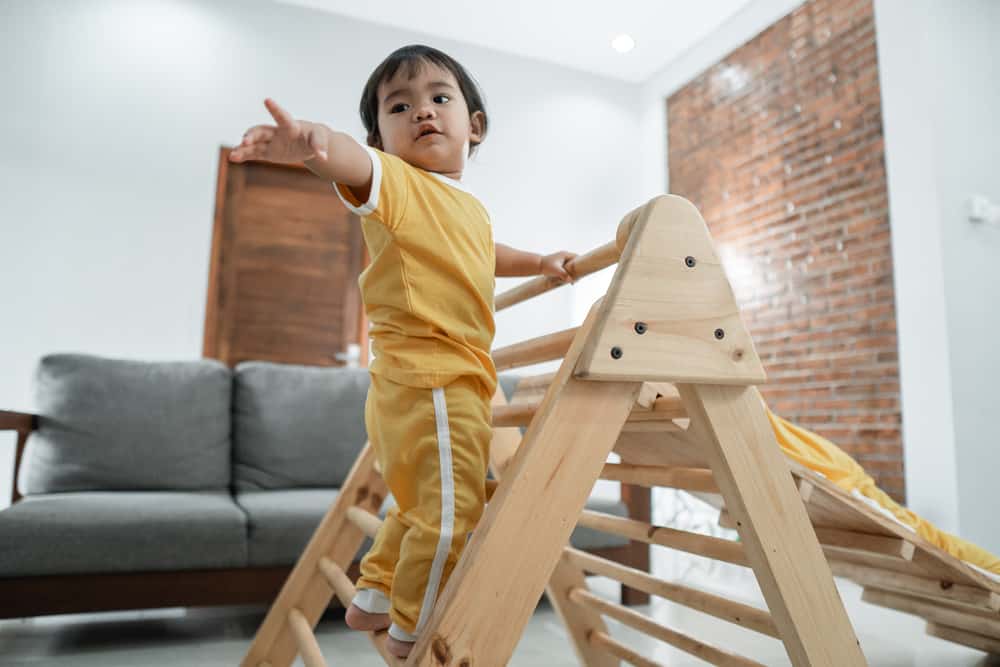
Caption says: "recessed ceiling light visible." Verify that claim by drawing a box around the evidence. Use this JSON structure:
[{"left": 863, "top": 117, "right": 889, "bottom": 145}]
[{"left": 611, "top": 34, "right": 635, "bottom": 53}]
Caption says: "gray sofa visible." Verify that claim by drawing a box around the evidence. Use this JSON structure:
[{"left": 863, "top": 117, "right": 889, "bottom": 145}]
[{"left": 0, "top": 354, "right": 648, "bottom": 619}]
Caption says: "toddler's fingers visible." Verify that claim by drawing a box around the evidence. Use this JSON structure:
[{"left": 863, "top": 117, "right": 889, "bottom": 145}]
[
  {"left": 264, "top": 98, "right": 296, "bottom": 129},
  {"left": 561, "top": 253, "right": 577, "bottom": 282},
  {"left": 230, "top": 139, "right": 269, "bottom": 162},
  {"left": 241, "top": 125, "right": 276, "bottom": 146}
]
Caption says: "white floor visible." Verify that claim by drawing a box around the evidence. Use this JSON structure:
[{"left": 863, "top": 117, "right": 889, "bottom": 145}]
[{"left": 2, "top": 550, "right": 997, "bottom": 667}]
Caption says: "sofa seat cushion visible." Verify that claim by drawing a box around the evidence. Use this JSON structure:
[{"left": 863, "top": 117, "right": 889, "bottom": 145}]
[
  {"left": 236, "top": 489, "right": 628, "bottom": 568},
  {"left": 233, "top": 363, "right": 370, "bottom": 491},
  {"left": 236, "top": 489, "right": 341, "bottom": 567},
  {"left": 0, "top": 491, "right": 247, "bottom": 577},
  {"left": 20, "top": 354, "right": 232, "bottom": 494}
]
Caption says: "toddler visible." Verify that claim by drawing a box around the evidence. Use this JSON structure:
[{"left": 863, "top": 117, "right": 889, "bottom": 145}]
[{"left": 232, "top": 44, "right": 575, "bottom": 658}]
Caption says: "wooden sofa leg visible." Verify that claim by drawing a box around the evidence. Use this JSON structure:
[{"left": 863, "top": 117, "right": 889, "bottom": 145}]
[{"left": 620, "top": 483, "right": 651, "bottom": 606}]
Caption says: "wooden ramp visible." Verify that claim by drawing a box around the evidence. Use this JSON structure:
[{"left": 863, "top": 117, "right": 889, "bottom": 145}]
[{"left": 240, "top": 195, "right": 884, "bottom": 666}]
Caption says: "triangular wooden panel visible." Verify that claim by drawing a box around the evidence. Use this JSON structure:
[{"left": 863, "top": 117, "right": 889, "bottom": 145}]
[{"left": 576, "top": 195, "right": 766, "bottom": 385}]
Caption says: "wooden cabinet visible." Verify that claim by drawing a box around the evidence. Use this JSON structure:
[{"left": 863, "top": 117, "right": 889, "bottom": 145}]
[{"left": 203, "top": 147, "right": 367, "bottom": 368}]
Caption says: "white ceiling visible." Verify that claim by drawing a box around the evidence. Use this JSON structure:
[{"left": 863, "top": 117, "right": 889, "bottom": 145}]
[{"left": 276, "top": 0, "right": 754, "bottom": 83}]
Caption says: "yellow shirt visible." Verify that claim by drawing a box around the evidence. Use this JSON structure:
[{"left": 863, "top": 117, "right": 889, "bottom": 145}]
[{"left": 334, "top": 146, "right": 497, "bottom": 394}]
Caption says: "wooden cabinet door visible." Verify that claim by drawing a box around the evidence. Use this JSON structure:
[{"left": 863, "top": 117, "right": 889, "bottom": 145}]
[{"left": 203, "top": 147, "right": 367, "bottom": 368}]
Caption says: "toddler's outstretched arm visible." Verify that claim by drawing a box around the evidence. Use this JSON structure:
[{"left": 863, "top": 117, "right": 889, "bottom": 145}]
[
  {"left": 230, "top": 99, "right": 372, "bottom": 197},
  {"left": 495, "top": 243, "right": 576, "bottom": 283}
]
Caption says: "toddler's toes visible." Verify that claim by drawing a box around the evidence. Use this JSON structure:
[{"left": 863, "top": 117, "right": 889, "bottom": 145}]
[
  {"left": 386, "top": 635, "right": 414, "bottom": 658},
  {"left": 345, "top": 603, "right": 390, "bottom": 632}
]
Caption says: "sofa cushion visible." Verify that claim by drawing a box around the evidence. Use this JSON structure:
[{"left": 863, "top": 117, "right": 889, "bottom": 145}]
[
  {"left": 19, "top": 354, "right": 232, "bottom": 495},
  {"left": 236, "top": 489, "right": 628, "bottom": 568},
  {"left": 236, "top": 489, "right": 341, "bottom": 566},
  {"left": 0, "top": 491, "right": 247, "bottom": 576},
  {"left": 232, "top": 363, "right": 370, "bottom": 491}
]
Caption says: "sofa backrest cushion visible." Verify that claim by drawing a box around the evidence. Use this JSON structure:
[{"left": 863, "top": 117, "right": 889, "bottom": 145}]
[
  {"left": 20, "top": 354, "right": 232, "bottom": 495},
  {"left": 232, "top": 362, "right": 369, "bottom": 490}
]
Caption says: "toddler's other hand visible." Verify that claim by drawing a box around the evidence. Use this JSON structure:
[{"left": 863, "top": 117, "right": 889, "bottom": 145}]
[
  {"left": 229, "top": 98, "right": 328, "bottom": 164},
  {"left": 540, "top": 251, "right": 577, "bottom": 283}
]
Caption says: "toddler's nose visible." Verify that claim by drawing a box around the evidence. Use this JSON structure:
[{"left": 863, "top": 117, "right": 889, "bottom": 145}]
[{"left": 414, "top": 106, "right": 436, "bottom": 121}]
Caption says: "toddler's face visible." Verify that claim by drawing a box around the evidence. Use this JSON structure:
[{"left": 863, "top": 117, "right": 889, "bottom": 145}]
[{"left": 375, "top": 61, "right": 483, "bottom": 176}]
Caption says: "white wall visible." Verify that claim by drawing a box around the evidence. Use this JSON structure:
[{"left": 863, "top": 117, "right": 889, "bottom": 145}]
[
  {"left": 0, "top": 0, "right": 644, "bottom": 504},
  {"left": 886, "top": 0, "right": 1000, "bottom": 551},
  {"left": 935, "top": 1, "right": 1000, "bottom": 555},
  {"left": 875, "top": 0, "right": 1000, "bottom": 551},
  {"left": 872, "top": 0, "right": 961, "bottom": 534}
]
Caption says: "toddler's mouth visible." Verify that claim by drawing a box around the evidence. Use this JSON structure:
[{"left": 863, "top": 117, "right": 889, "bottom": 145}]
[{"left": 417, "top": 124, "right": 441, "bottom": 139}]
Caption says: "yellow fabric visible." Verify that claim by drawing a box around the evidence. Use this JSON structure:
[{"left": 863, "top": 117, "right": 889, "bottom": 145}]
[
  {"left": 335, "top": 147, "right": 496, "bottom": 394},
  {"left": 766, "top": 408, "right": 1000, "bottom": 575},
  {"left": 356, "top": 373, "right": 493, "bottom": 636}
]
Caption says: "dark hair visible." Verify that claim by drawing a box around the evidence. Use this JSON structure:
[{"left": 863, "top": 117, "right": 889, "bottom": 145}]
[{"left": 360, "top": 45, "right": 488, "bottom": 156}]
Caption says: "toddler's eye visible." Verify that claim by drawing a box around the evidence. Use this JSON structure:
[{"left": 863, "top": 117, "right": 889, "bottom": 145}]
[
  {"left": 390, "top": 103, "right": 409, "bottom": 114},
  {"left": 433, "top": 94, "right": 450, "bottom": 104}
]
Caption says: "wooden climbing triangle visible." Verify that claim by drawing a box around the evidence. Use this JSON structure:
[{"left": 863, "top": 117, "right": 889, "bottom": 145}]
[{"left": 241, "top": 195, "right": 871, "bottom": 666}]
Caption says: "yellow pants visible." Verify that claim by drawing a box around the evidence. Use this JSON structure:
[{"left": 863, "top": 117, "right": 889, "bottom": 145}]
[{"left": 351, "top": 373, "right": 493, "bottom": 642}]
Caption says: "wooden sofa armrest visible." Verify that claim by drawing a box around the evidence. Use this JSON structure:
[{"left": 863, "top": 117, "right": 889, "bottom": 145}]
[{"left": 0, "top": 410, "right": 37, "bottom": 505}]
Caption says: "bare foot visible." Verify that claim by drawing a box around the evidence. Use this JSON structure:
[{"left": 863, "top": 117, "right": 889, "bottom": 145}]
[
  {"left": 386, "top": 635, "right": 414, "bottom": 658},
  {"left": 345, "top": 603, "right": 390, "bottom": 632}
]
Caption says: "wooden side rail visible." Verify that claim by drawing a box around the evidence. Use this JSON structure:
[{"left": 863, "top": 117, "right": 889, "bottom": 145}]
[
  {"left": 0, "top": 410, "right": 37, "bottom": 505},
  {"left": 862, "top": 588, "right": 1000, "bottom": 639},
  {"left": 494, "top": 241, "right": 620, "bottom": 312},
  {"left": 828, "top": 561, "right": 1000, "bottom": 612}
]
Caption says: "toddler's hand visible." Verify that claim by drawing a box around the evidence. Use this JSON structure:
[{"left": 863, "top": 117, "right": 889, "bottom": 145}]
[
  {"left": 230, "top": 99, "right": 328, "bottom": 164},
  {"left": 540, "top": 251, "right": 577, "bottom": 283}
]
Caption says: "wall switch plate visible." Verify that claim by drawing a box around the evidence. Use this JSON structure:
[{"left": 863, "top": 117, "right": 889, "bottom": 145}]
[{"left": 968, "top": 195, "right": 1000, "bottom": 225}]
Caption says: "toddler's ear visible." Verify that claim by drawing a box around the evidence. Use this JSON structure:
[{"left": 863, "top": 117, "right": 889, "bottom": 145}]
[{"left": 469, "top": 110, "right": 485, "bottom": 145}]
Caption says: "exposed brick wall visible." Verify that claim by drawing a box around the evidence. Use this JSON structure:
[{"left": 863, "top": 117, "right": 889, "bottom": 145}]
[{"left": 667, "top": 0, "right": 903, "bottom": 499}]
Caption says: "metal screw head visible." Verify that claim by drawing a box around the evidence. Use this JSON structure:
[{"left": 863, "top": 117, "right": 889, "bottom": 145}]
[
  {"left": 685, "top": 256, "right": 697, "bottom": 268},
  {"left": 634, "top": 322, "right": 647, "bottom": 335},
  {"left": 714, "top": 328, "right": 725, "bottom": 340},
  {"left": 610, "top": 346, "right": 623, "bottom": 359}
]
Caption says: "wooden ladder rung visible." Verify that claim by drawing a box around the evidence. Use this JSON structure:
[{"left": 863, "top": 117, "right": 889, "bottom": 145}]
[
  {"left": 721, "top": 510, "right": 918, "bottom": 561},
  {"left": 287, "top": 608, "right": 327, "bottom": 667},
  {"left": 492, "top": 395, "right": 687, "bottom": 428},
  {"left": 494, "top": 240, "right": 619, "bottom": 311},
  {"left": 316, "top": 557, "right": 404, "bottom": 667},
  {"left": 588, "top": 629, "right": 663, "bottom": 667},
  {"left": 814, "top": 526, "right": 916, "bottom": 560},
  {"left": 318, "top": 558, "right": 355, "bottom": 607},
  {"left": 570, "top": 587, "right": 766, "bottom": 667},
  {"left": 346, "top": 506, "right": 382, "bottom": 539},
  {"left": 577, "top": 510, "right": 749, "bottom": 566},
  {"left": 564, "top": 547, "right": 778, "bottom": 638},
  {"left": 600, "top": 463, "right": 718, "bottom": 493},
  {"left": 492, "top": 327, "right": 578, "bottom": 371}
]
